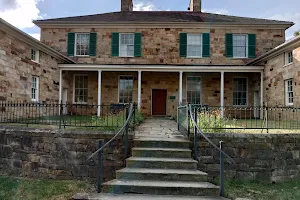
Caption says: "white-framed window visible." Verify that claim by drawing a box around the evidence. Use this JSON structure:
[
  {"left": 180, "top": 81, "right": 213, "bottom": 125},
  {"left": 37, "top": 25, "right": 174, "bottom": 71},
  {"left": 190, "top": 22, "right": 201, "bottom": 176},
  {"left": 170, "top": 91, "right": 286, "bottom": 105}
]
[
  {"left": 285, "top": 51, "right": 293, "bottom": 65},
  {"left": 120, "top": 33, "right": 134, "bottom": 57},
  {"left": 285, "top": 79, "right": 294, "bottom": 106},
  {"left": 75, "top": 33, "right": 90, "bottom": 56},
  {"left": 31, "top": 49, "right": 39, "bottom": 63},
  {"left": 31, "top": 76, "right": 39, "bottom": 101},
  {"left": 233, "top": 78, "right": 248, "bottom": 106},
  {"left": 186, "top": 76, "right": 202, "bottom": 104},
  {"left": 119, "top": 76, "right": 133, "bottom": 104},
  {"left": 187, "top": 34, "right": 202, "bottom": 58},
  {"left": 233, "top": 34, "right": 248, "bottom": 58},
  {"left": 74, "top": 75, "right": 88, "bottom": 104}
]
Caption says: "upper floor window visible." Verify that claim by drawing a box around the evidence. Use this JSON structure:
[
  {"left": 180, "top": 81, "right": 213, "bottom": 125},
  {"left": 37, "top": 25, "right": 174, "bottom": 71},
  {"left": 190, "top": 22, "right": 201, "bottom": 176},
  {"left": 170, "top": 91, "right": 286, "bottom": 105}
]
[
  {"left": 31, "top": 49, "right": 39, "bottom": 63},
  {"left": 74, "top": 75, "right": 88, "bottom": 104},
  {"left": 31, "top": 76, "right": 39, "bottom": 101},
  {"left": 285, "top": 79, "right": 294, "bottom": 106},
  {"left": 233, "top": 78, "right": 247, "bottom": 106},
  {"left": 233, "top": 34, "right": 247, "bottom": 58},
  {"left": 75, "top": 33, "right": 90, "bottom": 56},
  {"left": 119, "top": 76, "right": 133, "bottom": 104},
  {"left": 67, "top": 32, "right": 97, "bottom": 57},
  {"left": 120, "top": 33, "right": 134, "bottom": 57},
  {"left": 187, "top": 34, "right": 202, "bottom": 58},
  {"left": 285, "top": 51, "right": 293, "bottom": 65}
]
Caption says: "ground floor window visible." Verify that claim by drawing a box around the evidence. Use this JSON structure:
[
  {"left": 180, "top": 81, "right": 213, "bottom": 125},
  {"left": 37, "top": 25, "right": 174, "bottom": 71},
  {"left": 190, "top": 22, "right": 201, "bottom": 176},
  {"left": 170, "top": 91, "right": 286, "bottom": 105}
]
[
  {"left": 119, "top": 76, "right": 133, "bottom": 103},
  {"left": 31, "top": 76, "right": 39, "bottom": 101},
  {"left": 186, "top": 76, "right": 201, "bottom": 104},
  {"left": 285, "top": 79, "right": 294, "bottom": 106},
  {"left": 233, "top": 78, "right": 247, "bottom": 106},
  {"left": 74, "top": 75, "right": 88, "bottom": 104}
]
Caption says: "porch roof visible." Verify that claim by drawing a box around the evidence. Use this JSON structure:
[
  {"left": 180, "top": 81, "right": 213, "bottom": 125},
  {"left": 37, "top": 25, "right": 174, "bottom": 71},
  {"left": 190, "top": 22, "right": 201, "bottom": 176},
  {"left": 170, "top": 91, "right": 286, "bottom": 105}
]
[{"left": 58, "top": 64, "right": 264, "bottom": 73}]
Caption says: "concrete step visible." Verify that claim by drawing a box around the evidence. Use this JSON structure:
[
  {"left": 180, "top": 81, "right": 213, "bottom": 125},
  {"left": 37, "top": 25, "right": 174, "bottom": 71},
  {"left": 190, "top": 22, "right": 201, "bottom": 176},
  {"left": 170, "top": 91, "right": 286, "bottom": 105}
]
[
  {"left": 73, "top": 193, "right": 230, "bottom": 200},
  {"left": 134, "top": 138, "right": 190, "bottom": 149},
  {"left": 126, "top": 157, "right": 197, "bottom": 169},
  {"left": 132, "top": 147, "right": 192, "bottom": 158},
  {"left": 102, "top": 180, "right": 219, "bottom": 196},
  {"left": 116, "top": 168, "right": 208, "bottom": 182}
]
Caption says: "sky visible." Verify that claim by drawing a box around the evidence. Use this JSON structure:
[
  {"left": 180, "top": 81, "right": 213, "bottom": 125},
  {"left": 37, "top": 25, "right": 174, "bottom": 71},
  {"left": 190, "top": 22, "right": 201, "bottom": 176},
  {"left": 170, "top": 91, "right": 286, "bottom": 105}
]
[{"left": 0, "top": 0, "right": 299, "bottom": 40}]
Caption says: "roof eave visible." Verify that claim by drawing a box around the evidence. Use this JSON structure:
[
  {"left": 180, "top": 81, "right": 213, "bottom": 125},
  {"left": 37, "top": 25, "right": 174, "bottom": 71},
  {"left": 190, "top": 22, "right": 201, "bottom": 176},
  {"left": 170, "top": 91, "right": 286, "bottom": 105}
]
[{"left": 0, "top": 18, "right": 75, "bottom": 64}]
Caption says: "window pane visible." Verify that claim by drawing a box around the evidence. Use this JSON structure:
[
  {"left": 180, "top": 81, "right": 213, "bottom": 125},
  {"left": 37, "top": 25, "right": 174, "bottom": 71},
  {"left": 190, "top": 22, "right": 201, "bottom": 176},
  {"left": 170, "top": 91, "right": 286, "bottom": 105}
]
[
  {"left": 119, "top": 76, "right": 133, "bottom": 103},
  {"left": 187, "top": 76, "right": 201, "bottom": 104},
  {"left": 76, "top": 34, "right": 90, "bottom": 56},
  {"left": 120, "top": 33, "right": 134, "bottom": 57},
  {"left": 233, "top": 78, "right": 247, "bottom": 106},
  {"left": 187, "top": 34, "right": 202, "bottom": 57},
  {"left": 74, "top": 75, "right": 88, "bottom": 103},
  {"left": 233, "top": 35, "right": 247, "bottom": 58}
]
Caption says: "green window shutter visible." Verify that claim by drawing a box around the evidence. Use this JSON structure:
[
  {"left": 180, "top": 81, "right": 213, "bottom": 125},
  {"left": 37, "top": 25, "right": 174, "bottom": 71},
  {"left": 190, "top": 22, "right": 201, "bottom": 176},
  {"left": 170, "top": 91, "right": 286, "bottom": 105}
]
[
  {"left": 111, "top": 32, "right": 119, "bottom": 56},
  {"left": 202, "top": 33, "right": 210, "bottom": 57},
  {"left": 179, "top": 33, "right": 187, "bottom": 57},
  {"left": 134, "top": 33, "right": 142, "bottom": 57},
  {"left": 248, "top": 34, "right": 256, "bottom": 58},
  {"left": 225, "top": 33, "right": 233, "bottom": 58},
  {"left": 89, "top": 33, "right": 97, "bottom": 56},
  {"left": 67, "top": 32, "right": 75, "bottom": 56}
]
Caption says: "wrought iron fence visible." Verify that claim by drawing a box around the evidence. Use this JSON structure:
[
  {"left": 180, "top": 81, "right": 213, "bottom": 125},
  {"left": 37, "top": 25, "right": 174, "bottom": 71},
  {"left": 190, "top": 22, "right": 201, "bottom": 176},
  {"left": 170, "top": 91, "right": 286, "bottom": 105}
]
[
  {"left": 178, "top": 104, "right": 300, "bottom": 133},
  {"left": 0, "top": 102, "right": 136, "bottom": 129}
]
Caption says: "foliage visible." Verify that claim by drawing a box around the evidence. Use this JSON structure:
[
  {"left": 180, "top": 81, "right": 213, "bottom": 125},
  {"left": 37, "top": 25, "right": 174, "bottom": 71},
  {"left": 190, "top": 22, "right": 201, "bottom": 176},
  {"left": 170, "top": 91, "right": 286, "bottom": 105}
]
[
  {"left": 0, "top": 176, "right": 94, "bottom": 200},
  {"left": 294, "top": 31, "right": 300, "bottom": 37},
  {"left": 133, "top": 110, "right": 145, "bottom": 125}
]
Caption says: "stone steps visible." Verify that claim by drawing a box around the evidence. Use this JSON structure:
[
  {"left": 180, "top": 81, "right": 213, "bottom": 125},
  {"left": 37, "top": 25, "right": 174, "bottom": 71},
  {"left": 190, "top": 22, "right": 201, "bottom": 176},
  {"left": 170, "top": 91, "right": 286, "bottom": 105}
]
[
  {"left": 116, "top": 168, "right": 208, "bottom": 182},
  {"left": 102, "top": 180, "right": 219, "bottom": 196},
  {"left": 134, "top": 138, "right": 190, "bottom": 149},
  {"left": 132, "top": 147, "right": 192, "bottom": 158},
  {"left": 126, "top": 157, "right": 198, "bottom": 169}
]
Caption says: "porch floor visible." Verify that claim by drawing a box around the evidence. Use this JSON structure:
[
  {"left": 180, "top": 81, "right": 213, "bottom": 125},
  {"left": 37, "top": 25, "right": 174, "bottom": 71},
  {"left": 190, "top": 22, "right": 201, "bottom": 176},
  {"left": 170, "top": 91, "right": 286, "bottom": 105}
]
[{"left": 134, "top": 118, "right": 184, "bottom": 139}]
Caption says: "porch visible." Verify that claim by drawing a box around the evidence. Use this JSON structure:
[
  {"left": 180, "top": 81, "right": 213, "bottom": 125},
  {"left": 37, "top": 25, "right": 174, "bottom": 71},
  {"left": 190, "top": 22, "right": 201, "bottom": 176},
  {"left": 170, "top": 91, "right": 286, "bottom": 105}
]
[{"left": 58, "top": 65, "right": 264, "bottom": 118}]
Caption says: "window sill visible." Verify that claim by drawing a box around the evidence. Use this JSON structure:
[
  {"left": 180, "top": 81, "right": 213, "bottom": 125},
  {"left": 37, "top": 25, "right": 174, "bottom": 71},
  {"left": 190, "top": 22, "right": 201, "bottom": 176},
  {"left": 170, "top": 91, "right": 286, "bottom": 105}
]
[
  {"left": 283, "top": 62, "right": 293, "bottom": 67},
  {"left": 231, "top": 57, "right": 248, "bottom": 59},
  {"left": 31, "top": 60, "right": 40, "bottom": 64},
  {"left": 187, "top": 56, "right": 203, "bottom": 59},
  {"left": 119, "top": 56, "right": 134, "bottom": 58},
  {"left": 74, "top": 55, "right": 90, "bottom": 57},
  {"left": 232, "top": 105, "right": 249, "bottom": 107},
  {"left": 73, "top": 102, "right": 88, "bottom": 105}
]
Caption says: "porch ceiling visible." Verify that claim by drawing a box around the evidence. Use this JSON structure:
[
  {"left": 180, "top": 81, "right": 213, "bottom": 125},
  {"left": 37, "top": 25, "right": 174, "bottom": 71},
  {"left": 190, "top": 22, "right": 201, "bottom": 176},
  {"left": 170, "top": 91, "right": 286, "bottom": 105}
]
[{"left": 59, "top": 64, "right": 264, "bottom": 73}]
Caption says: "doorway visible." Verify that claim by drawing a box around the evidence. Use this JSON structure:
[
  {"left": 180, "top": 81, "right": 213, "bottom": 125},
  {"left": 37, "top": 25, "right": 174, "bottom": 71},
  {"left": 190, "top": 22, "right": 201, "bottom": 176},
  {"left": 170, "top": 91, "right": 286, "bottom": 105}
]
[{"left": 152, "top": 89, "right": 167, "bottom": 116}]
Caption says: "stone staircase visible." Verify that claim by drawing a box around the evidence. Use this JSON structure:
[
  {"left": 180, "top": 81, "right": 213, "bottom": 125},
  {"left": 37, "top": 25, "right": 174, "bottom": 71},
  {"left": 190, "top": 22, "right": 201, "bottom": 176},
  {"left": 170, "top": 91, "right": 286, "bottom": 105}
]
[{"left": 74, "top": 136, "right": 228, "bottom": 200}]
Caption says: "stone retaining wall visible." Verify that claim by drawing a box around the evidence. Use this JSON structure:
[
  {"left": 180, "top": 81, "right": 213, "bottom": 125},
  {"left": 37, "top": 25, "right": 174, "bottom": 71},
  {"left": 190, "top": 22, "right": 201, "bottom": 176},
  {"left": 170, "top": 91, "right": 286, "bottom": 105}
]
[
  {"left": 196, "top": 133, "right": 300, "bottom": 183},
  {"left": 0, "top": 127, "right": 133, "bottom": 182}
]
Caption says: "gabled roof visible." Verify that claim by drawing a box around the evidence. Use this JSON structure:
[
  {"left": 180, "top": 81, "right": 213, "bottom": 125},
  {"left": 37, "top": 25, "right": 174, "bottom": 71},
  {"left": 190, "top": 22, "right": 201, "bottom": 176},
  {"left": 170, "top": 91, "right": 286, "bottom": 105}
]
[
  {"left": 247, "top": 35, "right": 300, "bottom": 65},
  {"left": 34, "top": 11, "right": 293, "bottom": 27},
  {"left": 0, "top": 18, "right": 75, "bottom": 64}
]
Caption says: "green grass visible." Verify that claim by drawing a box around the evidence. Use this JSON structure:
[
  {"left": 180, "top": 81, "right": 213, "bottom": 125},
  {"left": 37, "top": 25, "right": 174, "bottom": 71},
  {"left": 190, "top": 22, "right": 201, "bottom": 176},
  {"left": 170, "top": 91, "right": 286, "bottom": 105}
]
[
  {"left": 0, "top": 176, "right": 94, "bottom": 200},
  {"left": 226, "top": 180, "right": 300, "bottom": 200}
]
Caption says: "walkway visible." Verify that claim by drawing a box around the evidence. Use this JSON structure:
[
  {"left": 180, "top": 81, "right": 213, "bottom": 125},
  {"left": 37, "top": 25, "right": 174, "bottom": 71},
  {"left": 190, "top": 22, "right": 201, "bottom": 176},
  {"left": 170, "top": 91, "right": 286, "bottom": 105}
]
[{"left": 134, "top": 118, "right": 184, "bottom": 139}]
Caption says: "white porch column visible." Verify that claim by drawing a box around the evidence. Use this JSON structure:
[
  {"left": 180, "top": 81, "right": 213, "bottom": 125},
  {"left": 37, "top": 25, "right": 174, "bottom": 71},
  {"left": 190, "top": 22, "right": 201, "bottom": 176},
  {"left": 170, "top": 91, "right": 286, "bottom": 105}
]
[
  {"left": 260, "top": 71, "right": 264, "bottom": 119},
  {"left": 138, "top": 71, "right": 142, "bottom": 110},
  {"left": 97, "top": 70, "right": 102, "bottom": 117},
  {"left": 220, "top": 71, "right": 225, "bottom": 118},
  {"left": 58, "top": 69, "right": 62, "bottom": 115},
  {"left": 179, "top": 71, "right": 183, "bottom": 105}
]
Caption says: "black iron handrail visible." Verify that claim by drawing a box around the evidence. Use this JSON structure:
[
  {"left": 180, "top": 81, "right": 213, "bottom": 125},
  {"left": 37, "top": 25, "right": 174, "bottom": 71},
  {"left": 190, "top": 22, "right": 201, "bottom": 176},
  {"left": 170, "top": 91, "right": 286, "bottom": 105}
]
[{"left": 87, "top": 103, "right": 135, "bottom": 193}]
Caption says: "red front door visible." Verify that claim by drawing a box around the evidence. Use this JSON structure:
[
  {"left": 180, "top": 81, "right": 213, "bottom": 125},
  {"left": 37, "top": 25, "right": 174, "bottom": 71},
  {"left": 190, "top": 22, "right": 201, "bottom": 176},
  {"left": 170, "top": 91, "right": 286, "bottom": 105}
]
[{"left": 152, "top": 89, "right": 167, "bottom": 115}]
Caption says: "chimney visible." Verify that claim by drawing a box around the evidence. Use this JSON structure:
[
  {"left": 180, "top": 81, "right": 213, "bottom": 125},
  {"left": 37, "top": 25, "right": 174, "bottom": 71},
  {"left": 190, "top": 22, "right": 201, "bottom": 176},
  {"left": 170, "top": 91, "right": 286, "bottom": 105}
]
[
  {"left": 189, "top": 0, "right": 201, "bottom": 12},
  {"left": 121, "top": 0, "right": 133, "bottom": 11}
]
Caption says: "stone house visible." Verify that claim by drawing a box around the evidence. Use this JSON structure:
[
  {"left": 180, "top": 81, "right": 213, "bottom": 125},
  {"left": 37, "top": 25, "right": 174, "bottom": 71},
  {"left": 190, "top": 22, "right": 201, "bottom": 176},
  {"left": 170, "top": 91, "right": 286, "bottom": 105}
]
[
  {"left": 2, "top": 0, "right": 296, "bottom": 117},
  {"left": 248, "top": 36, "right": 300, "bottom": 107},
  {"left": 0, "top": 18, "right": 74, "bottom": 103}
]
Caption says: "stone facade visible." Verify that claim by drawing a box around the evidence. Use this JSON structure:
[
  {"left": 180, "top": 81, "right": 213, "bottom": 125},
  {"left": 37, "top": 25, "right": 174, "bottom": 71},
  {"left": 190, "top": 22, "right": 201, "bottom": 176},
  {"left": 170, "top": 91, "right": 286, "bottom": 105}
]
[
  {"left": 264, "top": 47, "right": 300, "bottom": 106},
  {"left": 0, "top": 127, "right": 133, "bottom": 181},
  {"left": 195, "top": 133, "right": 300, "bottom": 183},
  {"left": 40, "top": 27, "right": 285, "bottom": 65},
  {"left": 62, "top": 71, "right": 260, "bottom": 116},
  {"left": 0, "top": 29, "right": 61, "bottom": 103}
]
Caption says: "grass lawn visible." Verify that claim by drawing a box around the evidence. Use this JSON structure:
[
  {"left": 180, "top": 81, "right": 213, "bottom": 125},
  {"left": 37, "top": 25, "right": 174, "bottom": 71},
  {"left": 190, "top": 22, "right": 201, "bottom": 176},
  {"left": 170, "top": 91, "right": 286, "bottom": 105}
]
[
  {"left": 0, "top": 176, "right": 95, "bottom": 200},
  {"left": 226, "top": 180, "right": 300, "bottom": 200}
]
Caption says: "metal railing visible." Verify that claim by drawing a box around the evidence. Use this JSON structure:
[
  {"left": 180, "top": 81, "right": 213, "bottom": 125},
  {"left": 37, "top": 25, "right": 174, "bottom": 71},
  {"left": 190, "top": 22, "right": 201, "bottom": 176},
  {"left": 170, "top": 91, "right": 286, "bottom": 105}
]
[
  {"left": 0, "top": 102, "right": 135, "bottom": 129},
  {"left": 178, "top": 104, "right": 300, "bottom": 133},
  {"left": 178, "top": 104, "right": 235, "bottom": 197},
  {"left": 87, "top": 103, "right": 136, "bottom": 193}
]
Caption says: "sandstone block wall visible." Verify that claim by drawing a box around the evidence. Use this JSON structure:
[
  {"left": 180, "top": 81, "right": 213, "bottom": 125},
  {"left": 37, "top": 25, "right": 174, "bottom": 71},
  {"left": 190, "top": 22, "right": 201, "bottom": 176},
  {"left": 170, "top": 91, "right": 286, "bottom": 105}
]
[
  {"left": 41, "top": 27, "right": 285, "bottom": 65},
  {"left": 264, "top": 47, "right": 300, "bottom": 106},
  {"left": 0, "top": 127, "right": 133, "bottom": 181},
  {"left": 195, "top": 133, "right": 300, "bottom": 183},
  {"left": 0, "top": 29, "right": 60, "bottom": 103},
  {"left": 62, "top": 71, "right": 260, "bottom": 116}
]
